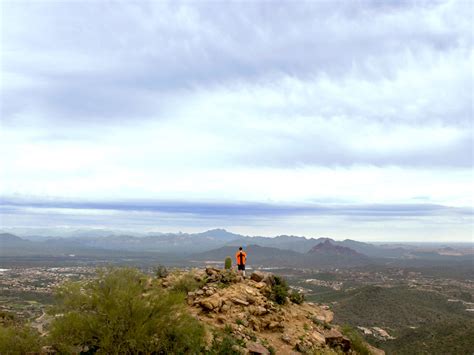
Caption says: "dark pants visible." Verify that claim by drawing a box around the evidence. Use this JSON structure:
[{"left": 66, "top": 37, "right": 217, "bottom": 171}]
[{"left": 238, "top": 264, "right": 245, "bottom": 271}]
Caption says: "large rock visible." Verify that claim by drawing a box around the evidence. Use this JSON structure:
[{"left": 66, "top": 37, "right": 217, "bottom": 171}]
[
  {"left": 200, "top": 295, "right": 222, "bottom": 311},
  {"left": 246, "top": 341, "right": 270, "bottom": 355},
  {"left": 311, "top": 331, "right": 326, "bottom": 344},
  {"left": 325, "top": 329, "right": 351, "bottom": 352},
  {"left": 250, "top": 271, "right": 265, "bottom": 282},
  {"left": 205, "top": 266, "right": 220, "bottom": 276}
]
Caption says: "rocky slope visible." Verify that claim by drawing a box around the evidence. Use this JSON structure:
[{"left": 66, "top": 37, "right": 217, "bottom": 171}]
[{"left": 159, "top": 267, "right": 384, "bottom": 354}]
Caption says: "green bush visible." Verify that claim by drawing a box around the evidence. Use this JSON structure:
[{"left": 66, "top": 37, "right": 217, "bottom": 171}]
[
  {"left": 154, "top": 264, "right": 169, "bottom": 278},
  {"left": 289, "top": 291, "right": 305, "bottom": 305},
  {"left": 341, "top": 325, "right": 370, "bottom": 355},
  {"left": 48, "top": 267, "right": 204, "bottom": 354},
  {"left": 172, "top": 273, "right": 204, "bottom": 294},
  {"left": 225, "top": 256, "right": 232, "bottom": 270},
  {"left": 271, "top": 275, "right": 289, "bottom": 305},
  {"left": 208, "top": 334, "right": 241, "bottom": 355},
  {"left": 0, "top": 323, "right": 43, "bottom": 354}
]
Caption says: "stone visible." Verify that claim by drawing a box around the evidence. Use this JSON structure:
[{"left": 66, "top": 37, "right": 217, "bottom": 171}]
[
  {"left": 281, "top": 334, "right": 292, "bottom": 344},
  {"left": 254, "top": 282, "right": 266, "bottom": 289},
  {"left": 200, "top": 295, "right": 222, "bottom": 311},
  {"left": 311, "top": 331, "right": 326, "bottom": 344},
  {"left": 250, "top": 271, "right": 265, "bottom": 282},
  {"left": 267, "top": 321, "right": 279, "bottom": 330},
  {"left": 251, "top": 306, "right": 268, "bottom": 316},
  {"left": 325, "top": 329, "right": 351, "bottom": 351},
  {"left": 315, "top": 315, "right": 326, "bottom": 322},
  {"left": 205, "top": 266, "right": 219, "bottom": 276},
  {"left": 263, "top": 275, "right": 275, "bottom": 286},
  {"left": 196, "top": 290, "right": 204, "bottom": 295},
  {"left": 246, "top": 295, "right": 257, "bottom": 304},
  {"left": 246, "top": 341, "right": 270, "bottom": 355},
  {"left": 205, "top": 289, "right": 215, "bottom": 296},
  {"left": 231, "top": 297, "right": 250, "bottom": 306}
]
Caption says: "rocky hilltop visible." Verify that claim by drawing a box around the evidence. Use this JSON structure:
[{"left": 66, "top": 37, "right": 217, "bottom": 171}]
[{"left": 159, "top": 267, "right": 383, "bottom": 354}]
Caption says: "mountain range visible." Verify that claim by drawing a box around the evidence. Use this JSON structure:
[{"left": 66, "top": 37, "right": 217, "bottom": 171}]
[{"left": 1, "top": 229, "right": 471, "bottom": 267}]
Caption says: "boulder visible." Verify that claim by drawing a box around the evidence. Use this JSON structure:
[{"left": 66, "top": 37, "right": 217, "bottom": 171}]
[
  {"left": 311, "top": 331, "right": 326, "bottom": 344},
  {"left": 325, "top": 329, "right": 351, "bottom": 352},
  {"left": 231, "top": 297, "right": 250, "bottom": 306},
  {"left": 246, "top": 341, "right": 270, "bottom": 355},
  {"left": 205, "top": 266, "right": 219, "bottom": 276},
  {"left": 250, "top": 271, "right": 265, "bottom": 282},
  {"left": 250, "top": 306, "right": 268, "bottom": 316},
  {"left": 200, "top": 295, "right": 222, "bottom": 311}
]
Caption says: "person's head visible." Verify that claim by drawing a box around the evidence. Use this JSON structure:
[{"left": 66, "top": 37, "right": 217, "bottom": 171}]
[{"left": 239, "top": 247, "right": 243, "bottom": 251}]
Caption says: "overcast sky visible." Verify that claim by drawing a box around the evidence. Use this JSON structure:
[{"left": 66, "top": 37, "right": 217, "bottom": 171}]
[{"left": 1, "top": 0, "right": 472, "bottom": 241}]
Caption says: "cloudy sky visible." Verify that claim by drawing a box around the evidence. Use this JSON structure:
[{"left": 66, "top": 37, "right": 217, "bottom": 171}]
[{"left": 1, "top": 0, "right": 472, "bottom": 241}]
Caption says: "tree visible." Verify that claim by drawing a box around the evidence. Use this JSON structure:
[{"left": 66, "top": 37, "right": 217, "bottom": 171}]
[
  {"left": 0, "top": 323, "right": 43, "bottom": 354},
  {"left": 48, "top": 267, "right": 204, "bottom": 354}
]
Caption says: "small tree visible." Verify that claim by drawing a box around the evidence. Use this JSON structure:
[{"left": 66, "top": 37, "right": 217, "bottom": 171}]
[
  {"left": 271, "top": 275, "right": 289, "bottom": 305},
  {"left": 0, "top": 323, "right": 43, "bottom": 353},
  {"left": 224, "top": 256, "right": 232, "bottom": 270},
  {"left": 48, "top": 267, "right": 204, "bottom": 353}
]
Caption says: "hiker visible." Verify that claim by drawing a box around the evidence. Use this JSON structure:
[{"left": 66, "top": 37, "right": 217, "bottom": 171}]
[{"left": 235, "top": 247, "right": 247, "bottom": 277}]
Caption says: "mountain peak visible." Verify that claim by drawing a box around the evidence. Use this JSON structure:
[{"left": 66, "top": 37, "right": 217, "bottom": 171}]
[
  {"left": 0, "top": 233, "right": 26, "bottom": 242},
  {"left": 308, "top": 240, "right": 364, "bottom": 257}
]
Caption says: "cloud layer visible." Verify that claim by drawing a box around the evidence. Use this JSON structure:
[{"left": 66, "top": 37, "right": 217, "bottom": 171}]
[{"left": 1, "top": 0, "right": 472, "bottom": 240}]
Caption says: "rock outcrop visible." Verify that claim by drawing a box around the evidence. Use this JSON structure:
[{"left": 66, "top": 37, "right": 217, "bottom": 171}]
[{"left": 158, "top": 267, "right": 382, "bottom": 354}]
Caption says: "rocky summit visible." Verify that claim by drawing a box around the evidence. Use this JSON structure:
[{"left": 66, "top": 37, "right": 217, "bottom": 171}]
[{"left": 159, "top": 267, "right": 384, "bottom": 354}]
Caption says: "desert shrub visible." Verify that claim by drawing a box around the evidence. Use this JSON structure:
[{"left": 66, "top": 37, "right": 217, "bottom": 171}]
[
  {"left": 220, "top": 270, "right": 237, "bottom": 285},
  {"left": 225, "top": 256, "right": 232, "bottom": 270},
  {"left": 172, "top": 273, "right": 204, "bottom": 294},
  {"left": 0, "top": 323, "right": 43, "bottom": 354},
  {"left": 154, "top": 264, "right": 169, "bottom": 278},
  {"left": 310, "top": 316, "right": 332, "bottom": 329},
  {"left": 341, "top": 325, "right": 370, "bottom": 355},
  {"left": 289, "top": 291, "right": 305, "bottom": 304},
  {"left": 208, "top": 330, "right": 245, "bottom": 355},
  {"left": 48, "top": 267, "right": 204, "bottom": 354},
  {"left": 271, "top": 275, "right": 289, "bottom": 305}
]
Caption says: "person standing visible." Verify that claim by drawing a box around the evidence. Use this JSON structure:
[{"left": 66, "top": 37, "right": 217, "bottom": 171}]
[{"left": 235, "top": 247, "right": 247, "bottom": 277}]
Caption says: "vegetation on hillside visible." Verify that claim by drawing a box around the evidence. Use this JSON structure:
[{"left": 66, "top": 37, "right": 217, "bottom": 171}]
[
  {"left": 47, "top": 267, "right": 205, "bottom": 353},
  {"left": 318, "top": 285, "right": 474, "bottom": 355}
]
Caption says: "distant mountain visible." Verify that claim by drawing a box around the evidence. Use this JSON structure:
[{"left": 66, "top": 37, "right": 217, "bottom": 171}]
[
  {"left": 191, "top": 244, "right": 303, "bottom": 266},
  {"left": 338, "top": 239, "right": 407, "bottom": 258},
  {"left": 0, "top": 233, "right": 29, "bottom": 245},
  {"left": 227, "top": 235, "right": 326, "bottom": 253},
  {"left": 192, "top": 229, "right": 244, "bottom": 241},
  {"left": 309, "top": 240, "right": 365, "bottom": 257},
  {"left": 192, "top": 241, "right": 373, "bottom": 269},
  {"left": 306, "top": 240, "right": 371, "bottom": 267},
  {"left": 65, "top": 229, "right": 243, "bottom": 254}
]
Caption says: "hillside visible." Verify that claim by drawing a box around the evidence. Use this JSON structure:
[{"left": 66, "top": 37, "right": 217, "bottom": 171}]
[
  {"left": 161, "top": 267, "right": 383, "bottom": 354},
  {"left": 319, "top": 285, "right": 474, "bottom": 354},
  {"left": 306, "top": 241, "right": 371, "bottom": 267}
]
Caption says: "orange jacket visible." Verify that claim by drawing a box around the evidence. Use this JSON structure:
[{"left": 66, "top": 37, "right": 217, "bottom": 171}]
[{"left": 235, "top": 250, "right": 247, "bottom": 265}]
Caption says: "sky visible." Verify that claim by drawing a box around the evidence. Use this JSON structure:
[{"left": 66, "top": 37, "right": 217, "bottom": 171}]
[{"left": 0, "top": 0, "right": 473, "bottom": 241}]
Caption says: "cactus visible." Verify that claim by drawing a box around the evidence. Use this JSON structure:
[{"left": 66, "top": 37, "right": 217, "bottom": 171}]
[{"left": 224, "top": 256, "right": 232, "bottom": 270}]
